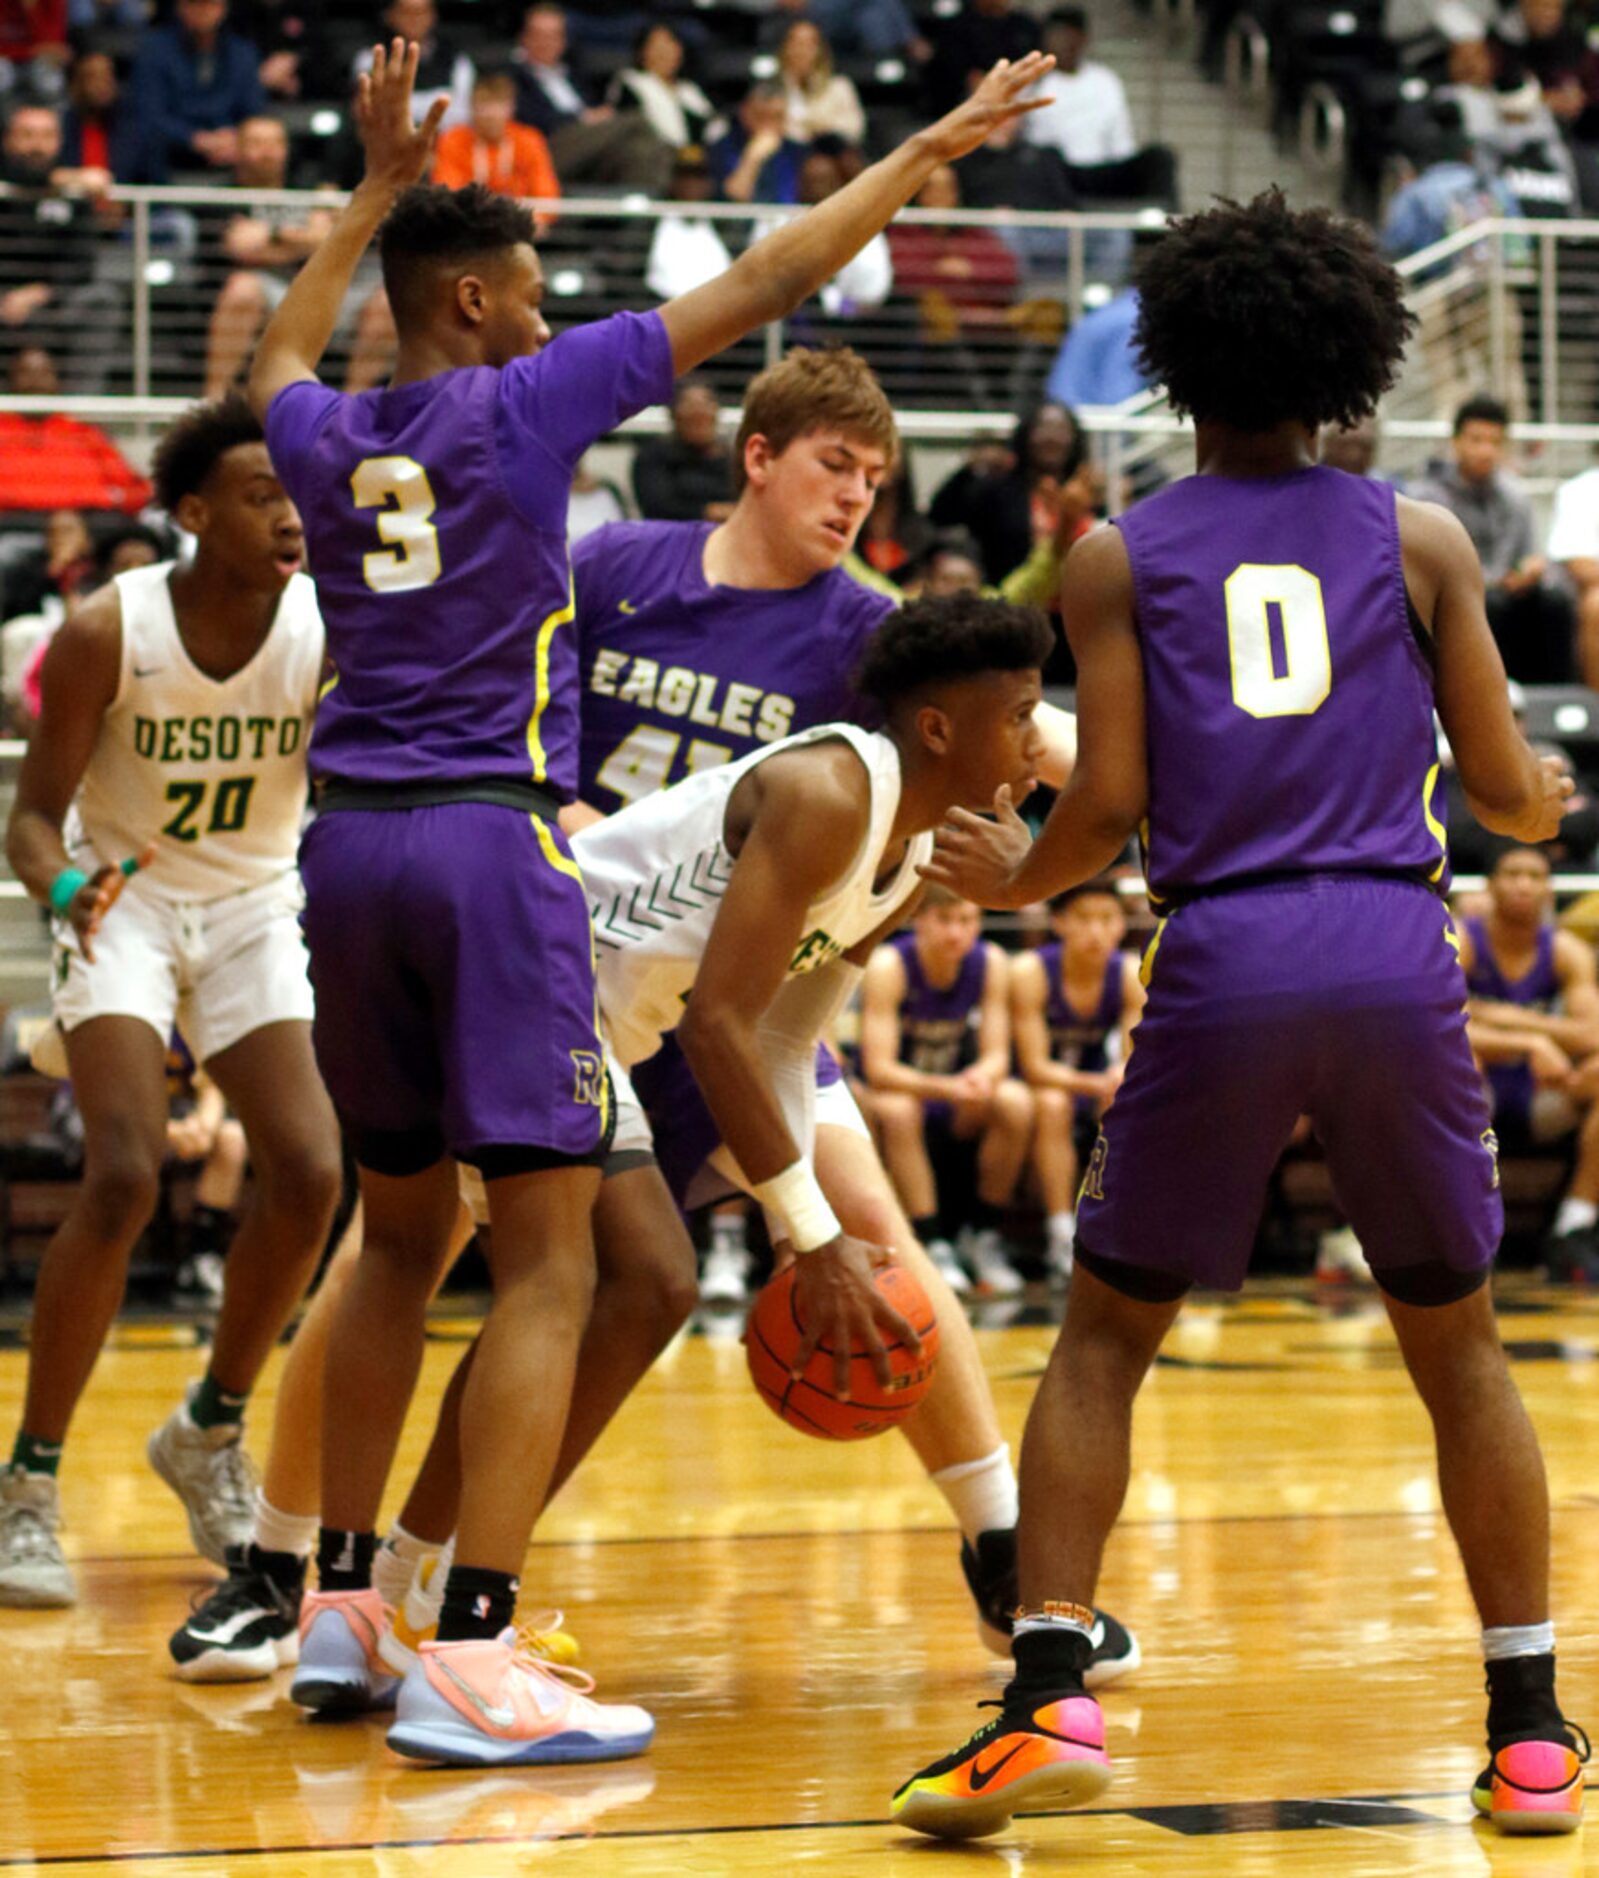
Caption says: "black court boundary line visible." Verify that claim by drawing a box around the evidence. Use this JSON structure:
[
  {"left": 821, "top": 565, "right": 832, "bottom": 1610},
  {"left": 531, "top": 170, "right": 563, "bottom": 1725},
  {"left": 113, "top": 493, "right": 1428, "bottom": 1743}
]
[
  {"left": 0, "top": 1789, "right": 1471, "bottom": 1869},
  {"left": 74, "top": 1498, "right": 1599, "bottom": 1569}
]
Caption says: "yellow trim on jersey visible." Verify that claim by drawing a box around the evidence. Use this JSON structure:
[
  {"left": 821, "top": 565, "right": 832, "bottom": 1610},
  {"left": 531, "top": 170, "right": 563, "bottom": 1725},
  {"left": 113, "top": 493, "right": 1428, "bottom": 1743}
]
[
  {"left": 531, "top": 812, "right": 583, "bottom": 886},
  {"left": 530, "top": 813, "right": 609, "bottom": 1140},
  {"left": 1422, "top": 760, "right": 1448, "bottom": 883},
  {"left": 526, "top": 570, "right": 576, "bottom": 785},
  {"left": 318, "top": 665, "right": 339, "bottom": 701},
  {"left": 1139, "top": 915, "right": 1169, "bottom": 988}
]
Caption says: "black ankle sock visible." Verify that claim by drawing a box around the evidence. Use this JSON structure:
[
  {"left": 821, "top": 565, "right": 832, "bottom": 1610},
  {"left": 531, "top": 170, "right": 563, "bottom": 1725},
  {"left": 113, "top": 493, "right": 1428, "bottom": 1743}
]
[
  {"left": 911, "top": 1215, "right": 940, "bottom": 1245},
  {"left": 1006, "top": 1624, "right": 1091, "bottom": 1705},
  {"left": 188, "top": 1203, "right": 233, "bottom": 1261},
  {"left": 437, "top": 1565, "right": 519, "bottom": 1643},
  {"left": 1486, "top": 1652, "right": 1569, "bottom": 1748},
  {"left": 971, "top": 1197, "right": 1004, "bottom": 1234},
  {"left": 247, "top": 1543, "right": 307, "bottom": 1595},
  {"left": 316, "top": 1527, "right": 376, "bottom": 1592}
]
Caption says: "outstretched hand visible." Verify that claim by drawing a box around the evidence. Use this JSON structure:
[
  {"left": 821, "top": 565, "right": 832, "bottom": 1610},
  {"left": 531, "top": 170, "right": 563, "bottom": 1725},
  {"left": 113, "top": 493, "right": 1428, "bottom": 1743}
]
[
  {"left": 917, "top": 784, "right": 1034, "bottom": 908},
  {"left": 355, "top": 38, "right": 448, "bottom": 196},
  {"left": 923, "top": 53, "right": 1057, "bottom": 164}
]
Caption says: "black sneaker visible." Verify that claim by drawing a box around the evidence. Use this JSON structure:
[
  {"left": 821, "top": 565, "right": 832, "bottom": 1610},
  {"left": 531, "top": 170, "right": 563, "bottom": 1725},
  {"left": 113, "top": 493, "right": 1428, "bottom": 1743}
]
[
  {"left": 959, "top": 1528, "right": 1142, "bottom": 1687},
  {"left": 1543, "top": 1230, "right": 1599, "bottom": 1285},
  {"left": 169, "top": 1545, "right": 303, "bottom": 1683}
]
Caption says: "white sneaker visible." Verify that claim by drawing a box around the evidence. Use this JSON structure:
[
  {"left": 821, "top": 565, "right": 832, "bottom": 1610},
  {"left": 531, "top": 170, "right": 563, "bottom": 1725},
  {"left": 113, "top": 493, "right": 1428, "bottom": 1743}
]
[
  {"left": 700, "top": 1242, "right": 752, "bottom": 1305},
  {"left": 1046, "top": 1230, "right": 1075, "bottom": 1286},
  {"left": 1315, "top": 1226, "right": 1372, "bottom": 1285},
  {"left": 147, "top": 1389, "right": 258, "bottom": 1566},
  {"left": 925, "top": 1237, "right": 972, "bottom": 1297},
  {"left": 963, "top": 1227, "right": 1026, "bottom": 1297},
  {"left": 0, "top": 1468, "right": 74, "bottom": 1607}
]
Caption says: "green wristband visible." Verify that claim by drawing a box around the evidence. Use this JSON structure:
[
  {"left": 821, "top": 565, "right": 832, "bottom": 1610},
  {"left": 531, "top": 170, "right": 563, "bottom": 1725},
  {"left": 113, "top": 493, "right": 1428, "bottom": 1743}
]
[{"left": 48, "top": 868, "right": 89, "bottom": 916}]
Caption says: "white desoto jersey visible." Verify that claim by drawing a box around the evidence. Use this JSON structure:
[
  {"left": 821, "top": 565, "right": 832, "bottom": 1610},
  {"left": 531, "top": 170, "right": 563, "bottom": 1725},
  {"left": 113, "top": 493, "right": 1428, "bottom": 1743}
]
[
  {"left": 68, "top": 562, "right": 324, "bottom": 902},
  {"left": 576, "top": 722, "right": 931, "bottom": 1069}
]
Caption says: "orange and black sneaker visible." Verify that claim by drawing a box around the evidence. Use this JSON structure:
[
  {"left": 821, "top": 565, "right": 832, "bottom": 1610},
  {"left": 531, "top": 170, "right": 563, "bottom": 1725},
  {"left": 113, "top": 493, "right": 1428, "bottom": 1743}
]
[
  {"left": 891, "top": 1693, "right": 1111, "bottom": 1840},
  {"left": 1471, "top": 1726, "right": 1589, "bottom": 1835}
]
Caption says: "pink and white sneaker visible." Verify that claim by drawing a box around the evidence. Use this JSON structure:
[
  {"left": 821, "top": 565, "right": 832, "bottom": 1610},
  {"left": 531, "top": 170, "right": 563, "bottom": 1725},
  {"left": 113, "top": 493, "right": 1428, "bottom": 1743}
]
[
  {"left": 386, "top": 1625, "right": 654, "bottom": 1767},
  {"left": 289, "top": 1588, "right": 400, "bottom": 1715},
  {"left": 1474, "top": 1729, "right": 1589, "bottom": 1835}
]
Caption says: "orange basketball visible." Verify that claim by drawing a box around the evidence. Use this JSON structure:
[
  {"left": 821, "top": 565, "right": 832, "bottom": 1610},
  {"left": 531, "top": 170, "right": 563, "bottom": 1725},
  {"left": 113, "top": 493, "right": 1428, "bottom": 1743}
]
[{"left": 745, "top": 1258, "right": 940, "bottom": 1440}]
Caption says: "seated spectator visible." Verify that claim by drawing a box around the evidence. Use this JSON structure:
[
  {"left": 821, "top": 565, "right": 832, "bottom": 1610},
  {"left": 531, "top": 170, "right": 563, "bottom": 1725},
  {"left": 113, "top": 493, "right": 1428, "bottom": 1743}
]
[
  {"left": 1546, "top": 453, "right": 1599, "bottom": 688},
  {"left": 758, "top": 0, "right": 928, "bottom": 62},
  {"left": 123, "top": 0, "right": 265, "bottom": 181},
  {"left": 711, "top": 80, "right": 808, "bottom": 204},
  {"left": 960, "top": 109, "right": 1079, "bottom": 281},
  {"left": 353, "top": 0, "right": 471, "bottom": 131},
  {"left": 1045, "top": 288, "right": 1150, "bottom": 407},
  {"left": 67, "top": 0, "right": 141, "bottom": 43},
  {"left": 1458, "top": 845, "right": 1599, "bottom": 1281},
  {"left": 433, "top": 68, "right": 559, "bottom": 212},
  {"left": 513, "top": 2, "right": 669, "bottom": 191},
  {"left": 1, "top": 0, "right": 67, "bottom": 101},
  {"left": 568, "top": 455, "right": 627, "bottom": 542},
  {"left": 605, "top": 21, "right": 719, "bottom": 152},
  {"left": 1319, "top": 414, "right": 1383, "bottom": 478},
  {"left": 1440, "top": 36, "right": 1578, "bottom": 205},
  {"left": 1012, "top": 881, "right": 1143, "bottom": 1282},
  {"left": 1024, "top": 9, "right": 1133, "bottom": 170},
  {"left": 201, "top": 114, "right": 337, "bottom": 399},
  {"left": 776, "top": 20, "right": 864, "bottom": 146},
  {"left": 930, "top": 399, "right": 1082, "bottom": 583},
  {"left": 631, "top": 377, "right": 733, "bottom": 523},
  {"left": 751, "top": 149, "right": 892, "bottom": 321},
  {"left": 644, "top": 145, "right": 733, "bottom": 300},
  {"left": 1411, "top": 395, "right": 1574, "bottom": 682},
  {"left": 231, "top": 0, "right": 333, "bottom": 103},
  {"left": 0, "top": 344, "right": 151, "bottom": 510},
  {"left": 860, "top": 892, "right": 1034, "bottom": 1296},
  {"left": 926, "top": 0, "right": 1038, "bottom": 117},
  {"left": 1492, "top": 0, "right": 1599, "bottom": 205},
  {"left": 856, "top": 460, "right": 931, "bottom": 581},
  {"left": 2, "top": 507, "right": 95, "bottom": 623},
  {"left": 60, "top": 45, "right": 123, "bottom": 181},
  {"left": 904, "top": 527, "right": 986, "bottom": 597}
]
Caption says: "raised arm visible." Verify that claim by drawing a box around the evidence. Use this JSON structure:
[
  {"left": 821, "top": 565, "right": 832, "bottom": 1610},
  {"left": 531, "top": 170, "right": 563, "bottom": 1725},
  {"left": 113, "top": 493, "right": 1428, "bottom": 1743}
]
[
  {"left": 1401, "top": 495, "right": 1571, "bottom": 841},
  {"left": 248, "top": 40, "right": 446, "bottom": 415},
  {"left": 6, "top": 586, "right": 151, "bottom": 962},
  {"left": 657, "top": 53, "right": 1054, "bottom": 375}
]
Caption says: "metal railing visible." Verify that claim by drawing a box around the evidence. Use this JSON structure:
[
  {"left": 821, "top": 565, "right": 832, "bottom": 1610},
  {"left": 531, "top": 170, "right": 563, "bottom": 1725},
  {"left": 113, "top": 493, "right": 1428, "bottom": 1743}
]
[{"left": 1221, "top": 14, "right": 1272, "bottom": 199}]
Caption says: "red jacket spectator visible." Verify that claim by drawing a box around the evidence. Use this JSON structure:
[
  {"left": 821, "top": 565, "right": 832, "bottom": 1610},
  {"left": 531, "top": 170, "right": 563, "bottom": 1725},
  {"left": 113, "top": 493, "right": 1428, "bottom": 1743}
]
[
  {"left": 0, "top": 413, "right": 151, "bottom": 513},
  {"left": 0, "top": 0, "right": 67, "bottom": 65}
]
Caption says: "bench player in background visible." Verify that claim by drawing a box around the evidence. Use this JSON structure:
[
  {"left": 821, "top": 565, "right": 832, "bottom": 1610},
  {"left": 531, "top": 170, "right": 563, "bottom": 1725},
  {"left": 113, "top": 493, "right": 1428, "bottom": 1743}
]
[{"left": 0, "top": 396, "right": 341, "bottom": 1609}]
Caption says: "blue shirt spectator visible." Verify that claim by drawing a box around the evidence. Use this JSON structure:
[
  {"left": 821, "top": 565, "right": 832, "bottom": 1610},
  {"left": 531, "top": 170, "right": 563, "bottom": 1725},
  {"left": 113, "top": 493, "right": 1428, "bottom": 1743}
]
[
  {"left": 710, "top": 85, "right": 807, "bottom": 205},
  {"left": 123, "top": 0, "right": 264, "bottom": 182},
  {"left": 1045, "top": 290, "right": 1150, "bottom": 408}
]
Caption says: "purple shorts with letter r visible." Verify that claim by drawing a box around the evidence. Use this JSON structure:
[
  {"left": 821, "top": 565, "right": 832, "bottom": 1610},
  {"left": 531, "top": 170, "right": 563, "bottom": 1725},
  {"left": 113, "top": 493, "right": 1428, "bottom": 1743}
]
[
  {"left": 1077, "top": 875, "right": 1501, "bottom": 1293},
  {"left": 299, "top": 802, "right": 607, "bottom": 1175}
]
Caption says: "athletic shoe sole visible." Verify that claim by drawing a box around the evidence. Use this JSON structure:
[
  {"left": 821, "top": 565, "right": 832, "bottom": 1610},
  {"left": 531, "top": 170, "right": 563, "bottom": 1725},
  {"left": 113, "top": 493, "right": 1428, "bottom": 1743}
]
[
  {"left": 386, "top": 1719, "right": 655, "bottom": 1767},
  {"left": 173, "top": 1630, "right": 298, "bottom": 1684},
  {"left": 894, "top": 1757, "right": 1111, "bottom": 1840},
  {"left": 290, "top": 1667, "right": 399, "bottom": 1714},
  {"left": 0, "top": 1573, "right": 75, "bottom": 1609}
]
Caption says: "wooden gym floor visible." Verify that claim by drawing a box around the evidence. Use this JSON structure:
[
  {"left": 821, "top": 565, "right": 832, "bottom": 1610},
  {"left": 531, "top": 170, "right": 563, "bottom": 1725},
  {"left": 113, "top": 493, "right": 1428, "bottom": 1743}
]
[{"left": 1, "top": 1278, "right": 1596, "bottom": 1877}]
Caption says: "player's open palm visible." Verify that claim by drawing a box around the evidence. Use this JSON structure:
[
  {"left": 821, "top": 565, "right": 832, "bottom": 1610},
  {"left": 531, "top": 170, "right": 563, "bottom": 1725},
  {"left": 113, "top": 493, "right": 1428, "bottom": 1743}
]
[
  {"left": 791, "top": 1234, "right": 921, "bottom": 1399},
  {"left": 356, "top": 38, "right": 447, "bottom": 195},
  {"left": 920, "top": 784, "right": 1034, "bottom": 908},
  {"left": 925, "top": 52, "right": 1057, "bottom": 163}
]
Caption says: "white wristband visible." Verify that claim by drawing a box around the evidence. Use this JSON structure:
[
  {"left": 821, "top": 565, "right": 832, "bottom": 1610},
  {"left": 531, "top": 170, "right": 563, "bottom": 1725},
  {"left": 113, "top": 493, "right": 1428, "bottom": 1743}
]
[{"left": 752, "top": 1160, "right": 841, "bottom": 1254}]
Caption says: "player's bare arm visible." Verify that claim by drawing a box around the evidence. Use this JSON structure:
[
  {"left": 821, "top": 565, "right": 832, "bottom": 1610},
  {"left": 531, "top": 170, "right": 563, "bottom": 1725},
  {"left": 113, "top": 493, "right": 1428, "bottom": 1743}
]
[
  {"left": 923, "top": 526, "right": 1147, "bottom": 908},
  {"left": 6, "top": 586, "right": 153, "bottom": 962},
  {"left": 1402, "top": 495, "right": 1572, "bottom": 841},
  {"left": 657, "top": 54, "right": 1055, "bottom": 375},
  {"left": 1491, "top": 933, "right": 1599, "bottom": 1057},
  {"left": 678, "top": 744, "right": 920, "bottom": 1389},
  {"left": 248, "top": 40, "right": 445, "bottom": 414},
  {"left": 860, "top": 944, "right": 968, "bottom": 1103},
  {"left": 1011, "top": 949, "right": 1073, "bottom": 1094}
]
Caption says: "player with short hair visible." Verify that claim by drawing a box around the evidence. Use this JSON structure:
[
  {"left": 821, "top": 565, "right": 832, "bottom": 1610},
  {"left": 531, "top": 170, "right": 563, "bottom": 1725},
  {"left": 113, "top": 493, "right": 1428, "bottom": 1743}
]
[
  {"left": 247, "top": 38, "right": 1057, "bottom": 1765},
  {"left": 1012, "top": 882, "right": 1144, "bottom": 1283},
  {"left": 0, "top": 394, "right": 342, "bottom": 1609},
  {"left": 1458, "top": 843, "right": 1599, "bottom": 1282},
  {"left": 895, "top": 191, "right": 1588, "bottom": 1839},
  {"left": 861, "top": 893, "right": 1034, "bottom": 1296}
]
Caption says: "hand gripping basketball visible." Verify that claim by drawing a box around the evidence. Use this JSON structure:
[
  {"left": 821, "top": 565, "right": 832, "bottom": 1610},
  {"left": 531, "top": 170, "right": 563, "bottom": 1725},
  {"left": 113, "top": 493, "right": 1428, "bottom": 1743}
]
[{"left": 791, "top": 1234, "right": 921, "bottom": 1399}]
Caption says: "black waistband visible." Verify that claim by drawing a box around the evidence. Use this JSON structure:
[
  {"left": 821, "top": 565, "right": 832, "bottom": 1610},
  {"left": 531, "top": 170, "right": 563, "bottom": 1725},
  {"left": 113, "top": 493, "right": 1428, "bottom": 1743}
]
[
  {"left": 1153, "top": 865, "right": 1441, "bottom": 910},
  {"left": 315, "top": 778, "right": 565, "bottom": 818}
]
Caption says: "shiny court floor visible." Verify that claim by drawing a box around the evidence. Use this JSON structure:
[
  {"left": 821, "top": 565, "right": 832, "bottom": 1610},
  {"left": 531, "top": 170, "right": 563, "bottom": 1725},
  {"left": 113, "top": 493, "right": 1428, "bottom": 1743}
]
[{"left": 1, "top": 1278, "right": 1596, "bottom": 1876}]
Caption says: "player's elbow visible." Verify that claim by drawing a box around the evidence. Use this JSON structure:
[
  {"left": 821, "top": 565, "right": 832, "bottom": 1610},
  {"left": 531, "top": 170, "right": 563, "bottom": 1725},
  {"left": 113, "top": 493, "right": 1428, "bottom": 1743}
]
[{"left": 677, "top": 997, "right": 744, "bottom": 1081}]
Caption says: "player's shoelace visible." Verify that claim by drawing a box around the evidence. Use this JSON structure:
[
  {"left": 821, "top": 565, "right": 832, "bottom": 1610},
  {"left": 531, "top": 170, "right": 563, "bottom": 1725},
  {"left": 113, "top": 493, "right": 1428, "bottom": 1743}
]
[
  {"left": 1491, "top": 1723, "right": 1592, "bottom": 1794},
  {"left": 509, "top": 1614, "right": 594, "bottom": 1693},
  {"left": 0, "top": 1503, "right": 59, "bottom": 1561},
  {"left": 208, "top": 1440, "right": 258, "bottom": 1522},
  {"left": 185, "top": 1566, "right": 291, "bottom": 1625}
]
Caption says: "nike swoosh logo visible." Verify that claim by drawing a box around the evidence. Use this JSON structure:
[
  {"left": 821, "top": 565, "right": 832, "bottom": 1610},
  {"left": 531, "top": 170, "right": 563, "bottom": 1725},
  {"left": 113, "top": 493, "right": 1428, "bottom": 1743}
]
[
  {"left": 618, "top": 600, "right": 636, "bottom": 614},
  {"left": 968, "top": 1742, "right": 1028, "bottom": 1792},
  {"left": 435, "top": 1655, "right": 518, "bottom": 1730},
  {"left": 191, "top": 1607, "right": 278, "bottom": 1645}
]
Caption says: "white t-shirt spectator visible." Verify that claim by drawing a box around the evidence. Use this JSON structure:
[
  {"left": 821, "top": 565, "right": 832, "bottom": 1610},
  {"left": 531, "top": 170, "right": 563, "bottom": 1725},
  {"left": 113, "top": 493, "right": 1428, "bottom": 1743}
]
[
  {"left": 1548, "top": 467, "right": 1599, "bottom": 564},
  {"left": 647, "top": 214, "right": 735, "bottom": 300},
  {"left": 1023, "top": 64, "right": 1136, "bottom": 166},
  {"left": 782, "top": 74, "right": 865, "bottom": 145},
  {"left": 749, "top": 211, "right": 891, "bottom": 314}
]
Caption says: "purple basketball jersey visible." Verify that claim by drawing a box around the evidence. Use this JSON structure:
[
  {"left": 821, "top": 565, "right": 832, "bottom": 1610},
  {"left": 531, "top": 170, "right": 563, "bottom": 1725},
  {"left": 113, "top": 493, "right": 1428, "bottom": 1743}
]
[
  {"left": 573, "top": 520, "right": 893, "bottom": 807},
  {"left": 1463, "top": 914, "right": 1559, "bottom": 1116},
  {"left": 1040, "top": 943, "right": 1122, "bottom": 1074},
  {"left": 891, "top": 931, "right": 985, "bottom": 1077},
  {"left": 1114, "top": 467, "right": 1448, "bottom": 905},
  {"left": 265, "top": 311, "right": 673, "bottom": 797}
]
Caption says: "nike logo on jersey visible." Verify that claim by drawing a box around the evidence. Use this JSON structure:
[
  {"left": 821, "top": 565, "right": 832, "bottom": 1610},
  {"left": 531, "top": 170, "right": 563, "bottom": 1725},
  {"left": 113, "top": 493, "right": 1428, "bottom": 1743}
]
[
  {"left": 618, "top": 599, "right": 637, "bottom": 614},
  {"left": 968, "top": 1742, "right": 1028, "bottom": 1791}
]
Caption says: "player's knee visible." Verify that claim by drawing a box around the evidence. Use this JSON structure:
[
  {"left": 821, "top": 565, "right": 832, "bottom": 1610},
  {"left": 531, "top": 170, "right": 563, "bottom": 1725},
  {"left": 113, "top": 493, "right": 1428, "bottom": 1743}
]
[
  {"left": 1035, "top": 1086, "right": 1071, "bottom": 1129},
  {"left": 873, "top": 1090, "right": 922, "bottom": 1139},
  {"left": 992, "top": 1078, "right": 1033, "bottom": 1129},
  {"left": 78, "top": 1152, "right": 161, "bottom": 1243},
  {"left": 253, "top": 1132, "right": 342, "bottom": 1233},
  {"left": 606, "top": 1229, "right": 698, "bottom": 1332}
]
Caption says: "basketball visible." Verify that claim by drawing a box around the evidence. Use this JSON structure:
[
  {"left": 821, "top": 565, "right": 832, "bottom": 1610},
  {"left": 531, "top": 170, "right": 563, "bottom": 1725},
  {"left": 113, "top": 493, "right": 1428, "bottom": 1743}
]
[{"left": 745, "top": 1259, "right": 941, "bottom": 1441}]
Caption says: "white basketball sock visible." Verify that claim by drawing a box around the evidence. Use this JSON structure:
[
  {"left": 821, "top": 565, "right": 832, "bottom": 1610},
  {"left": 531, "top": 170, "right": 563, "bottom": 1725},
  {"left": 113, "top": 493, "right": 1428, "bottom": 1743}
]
[{"left": 931, "top": 1443, "right": 1019, "bottom": 1543}]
